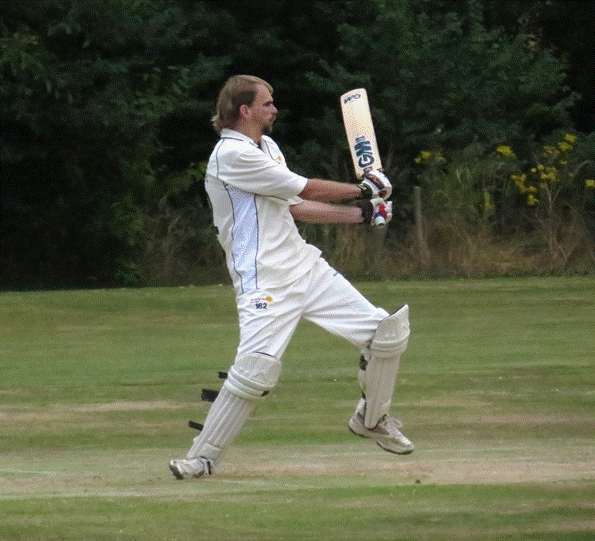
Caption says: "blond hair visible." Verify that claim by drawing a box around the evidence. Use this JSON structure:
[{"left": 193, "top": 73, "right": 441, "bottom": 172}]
[{"left": 211, "top": 75, "right": 273, "bottom": 134}]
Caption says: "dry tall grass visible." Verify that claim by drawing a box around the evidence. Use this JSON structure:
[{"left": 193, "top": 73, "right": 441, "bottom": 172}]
[{"left": 134, "top": 202, "right": 594, "bottom": 286}]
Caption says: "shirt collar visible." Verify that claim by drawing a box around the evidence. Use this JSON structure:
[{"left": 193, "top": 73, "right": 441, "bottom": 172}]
[{"left": 220, "top": 128, "right": 260, "bottom": 148}]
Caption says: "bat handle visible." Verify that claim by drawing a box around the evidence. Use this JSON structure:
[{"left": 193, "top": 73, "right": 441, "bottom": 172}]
[{"left": 374, "top": 214, "right": 386, "bottom": 227}]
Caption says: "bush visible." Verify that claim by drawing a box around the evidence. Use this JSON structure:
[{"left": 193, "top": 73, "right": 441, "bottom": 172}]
[{"left": 406, "top": 133, "right": 595, "bottom": 276}]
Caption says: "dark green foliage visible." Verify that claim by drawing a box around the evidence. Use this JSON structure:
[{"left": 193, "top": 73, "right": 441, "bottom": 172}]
[
  {"left": 0, "top": 0, "right": 228, "bottom": 288},
  {"left": 0, "top": 1, "right": 591, "bottom": 288}
]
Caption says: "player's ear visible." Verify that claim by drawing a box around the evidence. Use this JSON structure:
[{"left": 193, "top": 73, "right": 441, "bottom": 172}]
[{"left": 239, "top": 103, "right": 251, "bottom": 119}]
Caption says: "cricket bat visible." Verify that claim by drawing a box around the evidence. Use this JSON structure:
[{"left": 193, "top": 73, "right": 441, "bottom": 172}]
[
  {"left": 340, "top": 88, "right": 382, "bottom": 179},
  {"left": 340, "top": 88, "right": 387, "bottom": 225}
]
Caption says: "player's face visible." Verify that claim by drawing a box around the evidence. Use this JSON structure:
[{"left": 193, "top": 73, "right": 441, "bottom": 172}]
[{"left": 249, "top": 85, "right": 277, "bottom": 135}]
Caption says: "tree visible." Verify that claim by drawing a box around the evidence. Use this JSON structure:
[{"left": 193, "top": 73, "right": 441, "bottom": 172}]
[
  {"left": 0, "top": 1, "right": 586, "bottom": 288},
  {"left": 0, "top": 0, "right": 229, "bottom": 287}
]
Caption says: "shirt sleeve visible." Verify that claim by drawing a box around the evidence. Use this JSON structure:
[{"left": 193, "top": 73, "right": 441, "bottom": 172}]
[{"left": 222, "top": 147, "right": 308, "bottom": 200}]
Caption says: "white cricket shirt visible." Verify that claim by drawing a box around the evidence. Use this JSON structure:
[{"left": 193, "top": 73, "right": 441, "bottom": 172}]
[{"left": 205, "top": 129, "right": 322, "bottom": 293}]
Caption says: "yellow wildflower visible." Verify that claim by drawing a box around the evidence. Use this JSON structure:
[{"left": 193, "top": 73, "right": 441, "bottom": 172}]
[
  {"left": 543, "top": 145, "right": 559, "bottom": 157},
  {"left": 511, "top": 173, "right": 525, "bottom": 182},
  {"left": 557, "top": 141, "right": 572, "bottom": 152},
  {"left": 540, "top": 167, "right": 558, "bottom": 182},
  {"left": 495, "top": 145, "right": 516, "bottom": 159},
  {"left": 511, "top": 173, "right": 527, "bottom": 193},
  {"left": 527, "top": 194, "right": 539, "bottom": 206},
  {"left": 414, "top": 150, "right": 432, "bottom": 164},
  {"left": 586, "top": 179, "right": 595, "bottom": 189},
  {"left": 564, "top": 133, "right": 577, "bottom": 144},
  {"left": 414, "top": 150, "right": 445, "bottom": 165}
]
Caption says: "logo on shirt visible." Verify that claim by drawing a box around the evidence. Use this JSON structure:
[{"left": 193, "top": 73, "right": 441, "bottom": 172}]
[{"left": 251, "top": 295, "right": 273, "bottom": 310}]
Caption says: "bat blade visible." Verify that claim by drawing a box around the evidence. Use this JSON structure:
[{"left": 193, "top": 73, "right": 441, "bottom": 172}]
[{"left": 340, "top": 88, "right": 382, "bottom": 179}]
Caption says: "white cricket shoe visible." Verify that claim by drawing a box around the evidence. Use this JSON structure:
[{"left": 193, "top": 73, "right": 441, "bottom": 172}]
[
  {"left": 349, "top": 413, "right": 414, "bottom": 455},
  {"left": 169, "top": 457, "right": 214, "bottom": 480}
]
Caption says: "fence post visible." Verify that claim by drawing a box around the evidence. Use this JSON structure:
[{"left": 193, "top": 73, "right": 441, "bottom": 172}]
[{"left": 414, "top": 186, "right": 430, "bottom": 267}]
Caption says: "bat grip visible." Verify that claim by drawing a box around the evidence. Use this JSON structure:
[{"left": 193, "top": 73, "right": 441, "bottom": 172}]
[{"left": 374, "top": 214, "right": 386, "bottom": 227}]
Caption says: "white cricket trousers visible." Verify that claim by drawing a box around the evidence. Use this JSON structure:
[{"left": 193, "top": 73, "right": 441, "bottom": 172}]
[
  {"left": 235, "top": 258, "right": 388, "bottom": 362},
  {"left": 183, "top": 258, "right": 389, "bottom": 465}
]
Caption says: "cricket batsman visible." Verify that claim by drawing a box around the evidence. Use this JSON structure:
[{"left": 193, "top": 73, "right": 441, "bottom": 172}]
[{"left": 169, "top": 75, "right": 413, "bottom": 479}]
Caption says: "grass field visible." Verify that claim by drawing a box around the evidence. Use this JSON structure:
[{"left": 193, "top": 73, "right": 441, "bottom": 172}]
[{"left": 1, "top": 277, "right": 594, "bottom": 541}]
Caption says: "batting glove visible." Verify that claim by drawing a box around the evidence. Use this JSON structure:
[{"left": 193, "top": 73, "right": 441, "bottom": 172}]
[
  {"left": 361, "top": 197, "right": 393, "bottom": 227},
  {"left": 358, "top": 169, "right": 392, "bottom": 200}
]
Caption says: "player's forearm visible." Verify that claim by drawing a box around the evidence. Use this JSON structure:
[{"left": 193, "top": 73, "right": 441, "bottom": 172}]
[
  {"left": 290, "top": 200, "right": 363, "bottom": 224},
  {"left": 299, "top": 178, "right": 362, "bottom": 203}
]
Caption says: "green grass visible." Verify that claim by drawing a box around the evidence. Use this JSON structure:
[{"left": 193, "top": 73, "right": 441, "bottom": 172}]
[{"left": 1, "top": 277, "right": 594, "bottom": 540}]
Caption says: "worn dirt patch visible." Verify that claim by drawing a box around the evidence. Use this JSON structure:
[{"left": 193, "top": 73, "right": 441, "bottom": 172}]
[
  {"left": 0, "top": 401, "right": 593, "bottom": 499},
  {"left": 0, "top": 400, "right": 191, "bottom": 423},
  {"left": 0, "top": 440, "right": 594, "bottom": 502},
  {"left": 217, "top": 441, "right": 595, "bottom": 486}
]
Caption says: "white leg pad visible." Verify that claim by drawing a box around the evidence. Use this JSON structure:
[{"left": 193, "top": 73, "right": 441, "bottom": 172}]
[
  {"left": 359, "top": 305, "right": 410, "bottom": 428},
  {"left": 186, "top": 385, "right": 253, "bottom": 461},
  {"left": 186, "top": 353, "right": 281, "bottom": 462},
  {"left": 224, "top": 352, "right": 282, "bottom": 400}
]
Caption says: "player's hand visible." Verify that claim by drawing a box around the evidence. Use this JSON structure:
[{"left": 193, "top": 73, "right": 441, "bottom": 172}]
[
  {"left": 358, "top": 169, "right": 392, "bottom": 200},
  {"left": 361, "top": 197, "right": 392, "bottom": 227}
]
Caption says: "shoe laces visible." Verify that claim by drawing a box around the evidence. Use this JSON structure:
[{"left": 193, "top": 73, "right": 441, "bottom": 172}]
[{"left": 377, "top": 415, "right": 403, "bottom": 430}]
